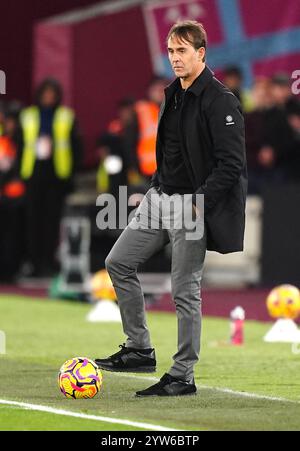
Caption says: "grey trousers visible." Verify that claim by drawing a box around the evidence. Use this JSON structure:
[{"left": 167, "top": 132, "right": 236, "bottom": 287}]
[{"left": 105, "top": 187, "right": 206, "bottom": 381}]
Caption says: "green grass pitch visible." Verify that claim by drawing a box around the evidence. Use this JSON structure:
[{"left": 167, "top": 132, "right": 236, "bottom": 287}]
[{"left": 0, "top": 294, "right": 300, "bottom": 431}]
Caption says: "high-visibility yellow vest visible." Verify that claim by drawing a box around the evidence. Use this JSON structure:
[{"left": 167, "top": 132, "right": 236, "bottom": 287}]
[
  {"left": 97, "top": 161, "right": 110, "bottom": 193},
  {"left": 20, "top": 105, "right": 74, "bottom": 180},
  {"left": 0, "top": 123, "right": 3, "bottom": 136}
]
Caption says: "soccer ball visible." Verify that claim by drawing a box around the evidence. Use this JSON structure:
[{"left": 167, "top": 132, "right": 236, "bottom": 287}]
[
  {"left": 283, "top": 286, "right": 300, "bottom": 320},
  {"left": 266, "top": 285, "right": 300, "bottom": 320},
  {"left": 58, "top": 357, "right": 102, "bottom": 399}
]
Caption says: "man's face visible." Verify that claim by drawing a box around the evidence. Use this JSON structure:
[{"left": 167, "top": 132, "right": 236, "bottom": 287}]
[
  {"left": 288, "top": 114, "right": 300, "bottom": 133},
  {"left": 224, "top": 74, "right": 242, "bottom": 91},
  {"left": 270, "top": 83, "right": 291, "bottom": 106},
  {"left": 167, "top": 35, "right": 205, "bottom": 80},
  {"left": 40, "top": 87, "right": 58, "bottom": 108}
]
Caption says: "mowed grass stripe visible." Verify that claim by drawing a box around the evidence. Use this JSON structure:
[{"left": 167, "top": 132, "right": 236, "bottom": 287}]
[
  {"left": 113, "top": 373, "right": 300, "bottom": 405},
  {"left": 0, "top": 406, "right": 135, "bottom": 431},
  {"left": 0, "top": 399, "right": 181, "bottom": 431}
]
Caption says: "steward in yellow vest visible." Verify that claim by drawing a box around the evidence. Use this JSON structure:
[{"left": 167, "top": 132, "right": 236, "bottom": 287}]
[
  {"left": 19, "top": 78, "right": 82, "bottom": 277},
  {"left": 20, "top": 105, "right": 75, "bottom": 180}
]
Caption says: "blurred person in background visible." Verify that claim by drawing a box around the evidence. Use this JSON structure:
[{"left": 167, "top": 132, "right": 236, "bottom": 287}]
[
  {"left": 223, "top": 66, "right": 253, "bottom": 112},
  {"left": 269, "top": 73, "right": 292, "bottom": 107},
  {"left": 245, "top": 77, "right": 273, "bottom": 194},
  {"left": 0, "top": 131, "right": 25, "bottom": 281},
  {"left": 246, "top": 74, "right": 295, "bottom": 194},
  {"left": 260, "top": 73, "right": 294, "bottom": 184},
  {"left": 4, "top": 103, "right": 27, "bottom": 270},
  {"left": 284, "top": 99, "right": 300, "bottom": 182},
  {"left": 128, "top": 76, "right": 168, "bottom": 187},
  {"left": 96, "top": 98, "right": 135, "bottom": 197},
  {"left": 0, "top": 101, "right": 5, "bottom": 136},
  {"left": 4, "top": 103, "right": 23, "bottom": 160},
  {"left": 20, "top": 78, "right": 82, "bottom": 278},
  {"left": 250, "top": 76, "right": 273, "bottom": 111}
]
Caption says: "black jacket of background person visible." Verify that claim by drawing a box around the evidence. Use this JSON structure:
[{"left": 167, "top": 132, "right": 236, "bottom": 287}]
[{"left": 151, "top": 66, "right": 247, "bottom": 254}]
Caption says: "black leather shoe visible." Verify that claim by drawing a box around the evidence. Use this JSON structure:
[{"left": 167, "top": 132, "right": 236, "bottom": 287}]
[
  {"left": 95, "top": 344, "right": 156, "bottom": 373},
  {"left": 135, "top": 373, "right": 197, "bottom": 397}
]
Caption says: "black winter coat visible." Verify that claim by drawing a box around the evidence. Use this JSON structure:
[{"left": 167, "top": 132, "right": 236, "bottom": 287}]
[{"left": 151, "top": 66, "right": 247, "bottom": 254}]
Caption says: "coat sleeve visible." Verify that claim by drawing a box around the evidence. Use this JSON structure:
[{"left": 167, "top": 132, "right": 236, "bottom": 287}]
[
  {"left": 192, "top": 92, "right": 246, "bottom": 210},
  {"left": 149, "top": 170, "right": 159, "bottom": 188}
]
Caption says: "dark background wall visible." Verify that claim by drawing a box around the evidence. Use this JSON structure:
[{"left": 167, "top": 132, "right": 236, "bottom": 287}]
[{"left": 0, "top": 0, "right": 103, "bottom": 103}]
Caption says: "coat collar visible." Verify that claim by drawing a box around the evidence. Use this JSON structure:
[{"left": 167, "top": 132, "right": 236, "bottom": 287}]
[{"left": 165, "top": 65, "right": 214, "bottom": 100}]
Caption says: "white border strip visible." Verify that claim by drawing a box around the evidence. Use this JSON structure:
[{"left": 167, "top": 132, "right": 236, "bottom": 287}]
[
  {"left": 0, "top": 400, "right": 180, "bottom": 431},
  {"left": 114, "top": 373, "right": 300, "bottom": 405},
  {"left": 142, "top": 1, "right": 165, "bottom": 75}
]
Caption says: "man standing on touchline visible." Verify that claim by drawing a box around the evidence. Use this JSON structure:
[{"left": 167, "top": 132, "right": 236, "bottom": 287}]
[{"left": 95, "top": 21, "right": 247, "bottom": 397}]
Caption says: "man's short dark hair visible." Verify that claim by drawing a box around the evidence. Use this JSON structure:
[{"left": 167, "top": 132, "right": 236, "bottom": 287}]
[
  {"left": 224, "top": 66, "right": 243, "bottom": 80},
  {"left": 35, "top": 78, "right": 63, "bottom": 107},
  {"left": 167, "top": 20, "right": 207, "bottom": 62},
  {"left": 271, "top": 72, "right": 290, "bottom": 87}
]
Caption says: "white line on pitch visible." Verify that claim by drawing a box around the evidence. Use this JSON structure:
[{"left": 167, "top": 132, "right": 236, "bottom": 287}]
[
  {"left": 0, "top": 399, "right": 180, "bottom": 431},
  {"left": 112, "top": 373, "right": 300, "bottom": 405}
]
